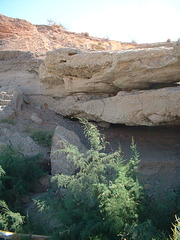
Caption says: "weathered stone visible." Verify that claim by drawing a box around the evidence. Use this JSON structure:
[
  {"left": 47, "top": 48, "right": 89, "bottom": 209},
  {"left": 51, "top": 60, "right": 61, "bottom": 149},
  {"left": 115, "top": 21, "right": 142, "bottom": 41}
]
[
  {"left": 0, "top": 40, "right": 179, "bottom": 127},
  {"left": 0, "top": 51, "right": 43, "bottom": 96},
  {"left": 0, "top": 50, "right": 68, "bottom": 104},
  {"left": 0, "top": 87, "right": 23, "bottom": 120},
  {"left": 22, "top": 94, "right": 30, "bottom": 104},
  {"left": 0, "top": 128, "right": 48, "bottom": 160},
  {"left": 51, "top": 87, "right": 180, "bottom": 126},
  {"left": 50, "top": 125, "right": 87, "bottom": 175},
  {"left": 31, "top": 113, "right": 42, "bottom": 124},
  {"left": 39, "top": 44, "right": 180, "bottom": 93}
]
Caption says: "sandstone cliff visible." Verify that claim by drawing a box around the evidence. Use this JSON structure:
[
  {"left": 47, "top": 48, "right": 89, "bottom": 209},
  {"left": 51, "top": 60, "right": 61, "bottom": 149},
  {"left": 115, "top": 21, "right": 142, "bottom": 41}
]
[{"left": 38, "top": 42, "right": 180, "bottom": 126}]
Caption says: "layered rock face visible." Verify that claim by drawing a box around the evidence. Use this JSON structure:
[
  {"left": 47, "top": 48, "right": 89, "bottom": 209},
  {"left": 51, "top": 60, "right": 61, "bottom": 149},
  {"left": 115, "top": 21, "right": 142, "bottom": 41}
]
[
  {"left": 39, "top": 41, "right": 180, "bottom": 126},
  {"left": 0, "top": 51, "right": 43, "bottom": 95},
  {"left": 40, "top": 46, "right": 180, "bottom": 92},
  {"left": 0, "top": 35, "right": 179, "bottom": 126},
  {"left": 52, "top": 87, "right": 180, "bottom": 126}
]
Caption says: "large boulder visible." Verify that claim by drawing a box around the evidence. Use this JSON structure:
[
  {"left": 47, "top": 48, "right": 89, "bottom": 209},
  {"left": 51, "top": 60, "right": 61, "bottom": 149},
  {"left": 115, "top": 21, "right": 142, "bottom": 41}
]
[
  {"left": 50, "top": 126, "right": 87, "bottom": 175},
  {"left": 0, "top": 87, "right": 23, "bottom": 120},
  {"left": 0, "top": 127, "right": 48, "bottom": 161}
]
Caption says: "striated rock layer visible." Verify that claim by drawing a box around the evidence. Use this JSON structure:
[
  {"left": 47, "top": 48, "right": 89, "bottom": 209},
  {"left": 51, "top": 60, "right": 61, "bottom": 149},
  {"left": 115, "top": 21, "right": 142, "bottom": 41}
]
[
  {"left": 50, "top": 87, "right": 180, "bottom": 126},
  {"left": 0, "top": 40, "right": 180, "bottom": 126},
  {"left": 39, "top": 43, "right": 180, "bottom": 93},
  {"left": 38, "top": 41, "right": 180, "bottom": 126}
]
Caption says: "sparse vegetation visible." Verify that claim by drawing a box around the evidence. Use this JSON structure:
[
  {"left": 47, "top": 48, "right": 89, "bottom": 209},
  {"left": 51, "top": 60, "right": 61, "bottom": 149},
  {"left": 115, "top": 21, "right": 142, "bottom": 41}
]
[
  {"left": 82, "top": 32, "right": 89, "bottom": 37},
  {"left": 30, "top": 129, "right": 54, "bottom": 147},
  {"left": 1, "top": 118, "right": 16, "bottom": 125},
  {"left": 24, "top": 124, "right": 31, "bottom": 133},
  {"left": 47, "top": 19, "right": 66, "bottom": 30},
  {"left": 0, "top": 145, "right": 45, "bottom": 233}
]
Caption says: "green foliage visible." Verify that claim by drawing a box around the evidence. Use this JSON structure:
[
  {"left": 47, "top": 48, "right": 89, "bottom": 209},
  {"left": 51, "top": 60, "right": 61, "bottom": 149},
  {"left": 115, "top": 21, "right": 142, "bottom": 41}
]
[
  {"left": 139, "top": 187, "right": 180, "bottom": 234},
  {"left": 170, "top": 216, "right": 180, "bottom": 240},
  {"left": 37, "top": 119, "right": 143, "bottom": 240},
  {"left": 0, "top": 165, "right": 24, "bottom": 231},
  {"left": 0, "top": 200, "right": 24, "bottom": 231},
  {"left": 0, "top": 146, "right": 44, "bottom": 206},
  {"left": 1, "top": 118, "right": 16, "bottom": 124},
  {"left": 130, "top": 220, "right": 169, "bottom": 240},
  {"left": 23, "top": 124, "right": 31, "bottom": 133},
  {"left": 30, "top": 129, "right": 54, "bottom": 147}
]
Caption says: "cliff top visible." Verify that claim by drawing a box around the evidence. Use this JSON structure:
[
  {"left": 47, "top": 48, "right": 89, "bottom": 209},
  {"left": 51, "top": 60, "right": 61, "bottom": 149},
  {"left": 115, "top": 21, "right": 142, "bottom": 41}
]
[{"left": 0, "top": 14, "right": 174, "bottom": 56}]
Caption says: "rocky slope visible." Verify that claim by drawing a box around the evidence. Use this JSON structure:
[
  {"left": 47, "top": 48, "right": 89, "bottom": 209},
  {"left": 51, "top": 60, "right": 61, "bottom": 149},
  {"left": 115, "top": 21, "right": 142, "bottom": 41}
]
[
  {"left": 0, "top": 14, "right": 174, "bottom": 55},
  {"left": 0, "top": 14, "right": 136, "bottom": 55}
]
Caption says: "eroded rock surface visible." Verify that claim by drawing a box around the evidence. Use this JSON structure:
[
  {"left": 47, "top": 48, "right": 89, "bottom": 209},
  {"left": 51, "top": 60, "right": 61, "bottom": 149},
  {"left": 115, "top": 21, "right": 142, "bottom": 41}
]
[
  {"left": 0, "top": 87, "right": 23, "bottom": 120},
  {"left": 50, "top": 125, "right": 87, "bottom": 175},
  {"left": 40, "top": 44, "right": 180, "bottom": 93},
  {"left": 0, "top": 128, "right": 48, "bottom": 160},
  {"left": 0, "top": 51, "right": 43, "bottom": 95},
  {"left": 46, "top": 86, "right": 180, "bottom": 126},
  {"left": 37, "top": 43, "right": 180, "bottom": 126},
  {"left": 0, "top": 41, "right": 180, "bottom": 126}
]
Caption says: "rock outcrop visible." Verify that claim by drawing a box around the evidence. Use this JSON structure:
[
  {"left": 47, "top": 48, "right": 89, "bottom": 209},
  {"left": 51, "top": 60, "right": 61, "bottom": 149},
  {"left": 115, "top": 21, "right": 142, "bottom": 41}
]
[
  {"left": 0, "top": 87, "right": 23, "bottom": 120},
  {"left": 52, "top": 87, "right": 180, "bottom": 126},
  {"left": 40, "top": 45, "right": 180, "bottom": 93},
  {"left": 38, "top": 42, "right": 180, "bottom": 126},
  {"left": 0, "top": 128, "right": 48, "bottom": 160},
  {"left": 50, "top": 126, "right": 87, "bottom": 175},
  {"left": 0, "top": 15, "right": 179, "bottom": 127},
  {"left": 0, "top": 51, "right": 43, "bottom": 95}
]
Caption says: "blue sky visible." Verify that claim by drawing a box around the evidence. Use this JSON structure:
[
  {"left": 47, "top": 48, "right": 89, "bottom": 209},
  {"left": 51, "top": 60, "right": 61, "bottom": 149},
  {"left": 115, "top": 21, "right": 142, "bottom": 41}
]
[{"left": 0, "top": 0, "right": 180, "bottom": 43}]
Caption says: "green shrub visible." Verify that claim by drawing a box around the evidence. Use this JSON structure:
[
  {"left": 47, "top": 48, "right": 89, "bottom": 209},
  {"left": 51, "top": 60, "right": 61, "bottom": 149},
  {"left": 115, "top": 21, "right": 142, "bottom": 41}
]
[
  {"left": 0, "top": 146, "right": 44, "bottom": 206},
  {"left": 0, "top": 166, "right": 24, "bottom": 232},
  {"left": 35, "top": 119, "right": 143, "bottom": 240},
  {"left": 30, "top": 129, "right": 54, "bottom": 147},
  {"left": 139, "top": 187, "right": 180, "bottom": 235},
  {"left": 0, "top": 200, "right": 24, "bottom": 231}
]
